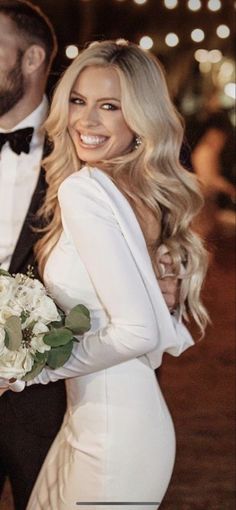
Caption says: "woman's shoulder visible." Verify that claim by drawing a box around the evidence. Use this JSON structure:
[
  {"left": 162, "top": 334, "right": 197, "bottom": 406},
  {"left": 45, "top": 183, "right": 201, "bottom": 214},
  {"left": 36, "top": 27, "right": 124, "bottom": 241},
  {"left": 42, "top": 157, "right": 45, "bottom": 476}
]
[
  {"left": 59, "top": 166, "right": 103, "bottom": 199},
  {"left": 58, "top": 166, "right": 113, "bottom": 214},
  {"left": 59, "top": 165, "right": 92, "bottom": 187}
]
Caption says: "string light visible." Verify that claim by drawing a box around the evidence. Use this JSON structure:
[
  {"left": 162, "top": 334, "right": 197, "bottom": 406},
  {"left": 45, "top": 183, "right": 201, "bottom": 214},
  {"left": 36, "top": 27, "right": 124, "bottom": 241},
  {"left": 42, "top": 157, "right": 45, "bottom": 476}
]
[
  {"left": 139, "top": 35, "right": 153, "bottom": 49},
  {"left": 191, "top": 29, "right": 205, "bottom": 42},
  {"left": 65, "top": 45, "right": 79, "bottom": 59},
  {"left": 207, "top": 0, "right": 221, "bottom": 11},
  {"left": 187, "top": 0, "right": 201, "bottom": 11},
  {"left": 164, "top": 0, "right": 178, "bottom": 8},
  {"left": 165, "top": 33, "right": 179, "bottom": 47},
  {"left": 216, "top": 25, "right": 230, "bottom": 39}
]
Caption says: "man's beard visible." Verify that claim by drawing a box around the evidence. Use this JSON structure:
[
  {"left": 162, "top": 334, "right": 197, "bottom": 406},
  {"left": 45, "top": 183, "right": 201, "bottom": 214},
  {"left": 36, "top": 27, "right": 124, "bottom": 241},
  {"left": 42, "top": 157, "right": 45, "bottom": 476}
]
[{"left": 0, "top": 50, "right": 25, "bottom": 117}]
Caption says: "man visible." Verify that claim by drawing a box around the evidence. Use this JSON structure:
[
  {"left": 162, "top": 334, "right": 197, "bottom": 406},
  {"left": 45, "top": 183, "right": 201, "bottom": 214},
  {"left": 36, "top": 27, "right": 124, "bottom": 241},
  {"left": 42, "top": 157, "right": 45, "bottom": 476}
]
[{"left": 0, "top": 1, "right": 66, "bottom": 509}]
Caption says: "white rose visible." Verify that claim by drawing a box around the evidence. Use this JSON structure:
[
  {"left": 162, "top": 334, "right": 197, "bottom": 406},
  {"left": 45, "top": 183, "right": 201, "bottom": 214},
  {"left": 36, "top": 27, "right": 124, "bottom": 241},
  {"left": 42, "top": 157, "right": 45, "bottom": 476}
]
[
  {"left": 0, "top": 276, "right": 15, "bottom": 306},
  {"left": 14, "top": 286, "right": 43, "bottom": 311},
  {"left": 30, "top": 295, "right": 61, "bottom": 324},
  {"left": 32, "top": 322, "right": 49, "bottom": 335},
  {"left": 30, "top": 336, "right": 51, "bottom": 355},
  {"left": 29, "top": 322, "right": 51, "bottom": 355},
  {"left": 0, "top": 305, "right": 21, "bottom": 324},
  {"left": 22, "top": 278, "right": 47, "bottom": 302},
  {"left": 12, "top": 276, "right": 46, "bottom": 314},
  {"left": 0, "top": 347, "right": 33, "bottom": 379},
  {"left": 14, "top": 275, "right": 45, "bottom": 294}
]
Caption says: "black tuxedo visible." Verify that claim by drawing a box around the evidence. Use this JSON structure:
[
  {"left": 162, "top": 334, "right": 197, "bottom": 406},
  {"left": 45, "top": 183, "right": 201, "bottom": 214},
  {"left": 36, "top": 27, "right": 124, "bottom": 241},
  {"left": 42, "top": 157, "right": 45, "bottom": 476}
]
[{"left": 0, "top": 166, "right": 66, "bottom": 510}]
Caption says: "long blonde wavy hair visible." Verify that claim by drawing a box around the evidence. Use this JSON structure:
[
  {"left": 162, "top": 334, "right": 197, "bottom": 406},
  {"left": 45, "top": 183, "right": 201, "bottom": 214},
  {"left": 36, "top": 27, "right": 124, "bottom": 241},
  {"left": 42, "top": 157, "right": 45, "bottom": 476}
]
[{"left": 36, "top": 39, "right": 209, "bottom": 333}]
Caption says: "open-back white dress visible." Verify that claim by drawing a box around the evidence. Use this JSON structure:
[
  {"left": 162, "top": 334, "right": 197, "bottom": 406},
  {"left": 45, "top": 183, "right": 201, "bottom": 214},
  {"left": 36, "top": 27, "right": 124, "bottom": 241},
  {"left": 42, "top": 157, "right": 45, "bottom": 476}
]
[{"left": 26, "top": 167, "right": 194, "bottom": 510}]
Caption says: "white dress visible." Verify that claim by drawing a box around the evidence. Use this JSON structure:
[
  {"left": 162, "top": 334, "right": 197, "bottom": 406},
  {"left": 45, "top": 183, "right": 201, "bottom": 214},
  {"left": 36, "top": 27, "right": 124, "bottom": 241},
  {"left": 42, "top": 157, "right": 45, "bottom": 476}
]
[{"left": 26, "top": 167, "right": 194, "bottom": 510}]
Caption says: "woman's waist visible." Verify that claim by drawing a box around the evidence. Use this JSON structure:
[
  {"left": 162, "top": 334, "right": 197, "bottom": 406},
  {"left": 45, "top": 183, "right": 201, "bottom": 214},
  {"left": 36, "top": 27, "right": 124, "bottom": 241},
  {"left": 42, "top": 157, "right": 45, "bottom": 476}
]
[
  {"left": 63, "top": 360, "right": 172, "bottom": 450},
  {"left": 65, "top": 356, "right": 160, "bottom": 408}
]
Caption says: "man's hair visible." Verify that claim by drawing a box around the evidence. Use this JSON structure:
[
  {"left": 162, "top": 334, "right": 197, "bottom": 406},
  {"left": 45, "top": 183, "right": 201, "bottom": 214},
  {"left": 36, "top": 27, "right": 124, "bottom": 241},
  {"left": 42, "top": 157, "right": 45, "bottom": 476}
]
[{"left": 0, "top": 0, "right": 57, "bottom": 69}]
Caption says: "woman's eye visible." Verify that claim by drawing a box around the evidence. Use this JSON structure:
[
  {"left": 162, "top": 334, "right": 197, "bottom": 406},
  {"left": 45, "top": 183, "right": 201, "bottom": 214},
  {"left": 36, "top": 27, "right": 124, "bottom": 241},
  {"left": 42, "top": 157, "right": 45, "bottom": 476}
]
[
  {"left": 101, "top": 103, "right": 118, "bottom": 111},
  {"left": 69, "top": 97, "right": 84, "bottom": 105}
]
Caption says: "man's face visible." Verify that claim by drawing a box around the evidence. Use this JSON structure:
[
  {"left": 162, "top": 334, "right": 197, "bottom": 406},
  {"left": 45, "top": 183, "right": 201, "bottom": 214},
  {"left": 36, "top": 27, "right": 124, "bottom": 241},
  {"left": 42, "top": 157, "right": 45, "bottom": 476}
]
[{"left": 0, "top": 13, "right": 25, "bottom": 117}]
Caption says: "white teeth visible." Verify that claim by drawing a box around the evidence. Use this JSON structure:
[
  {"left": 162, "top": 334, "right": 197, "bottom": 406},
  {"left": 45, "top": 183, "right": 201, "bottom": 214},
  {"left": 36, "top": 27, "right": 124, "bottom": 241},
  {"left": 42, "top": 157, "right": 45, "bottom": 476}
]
[{"left": 80, "top": 134, "right": 107, "bottom": 145}]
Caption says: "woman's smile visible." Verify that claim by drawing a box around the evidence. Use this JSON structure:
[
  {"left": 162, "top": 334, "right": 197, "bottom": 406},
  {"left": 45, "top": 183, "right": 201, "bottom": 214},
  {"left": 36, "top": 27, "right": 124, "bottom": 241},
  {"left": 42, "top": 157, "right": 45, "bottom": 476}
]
[{"left": 77, "top": 132, "right": 109, "bottom": 148}]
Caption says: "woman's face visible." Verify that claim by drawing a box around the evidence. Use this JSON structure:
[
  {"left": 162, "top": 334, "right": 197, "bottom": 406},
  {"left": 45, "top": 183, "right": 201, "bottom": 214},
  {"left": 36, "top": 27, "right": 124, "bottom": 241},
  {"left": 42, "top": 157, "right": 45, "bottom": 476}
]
[{"left": 68, "top": 65, "right": 134, "bottom": 164}]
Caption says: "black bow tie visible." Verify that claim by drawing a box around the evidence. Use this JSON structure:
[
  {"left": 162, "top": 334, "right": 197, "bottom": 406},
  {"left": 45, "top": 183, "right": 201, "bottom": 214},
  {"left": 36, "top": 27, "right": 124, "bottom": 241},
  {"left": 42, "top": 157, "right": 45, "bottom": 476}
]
[{"left": 0, "top": 127, "right": 34, "bottom": 155}]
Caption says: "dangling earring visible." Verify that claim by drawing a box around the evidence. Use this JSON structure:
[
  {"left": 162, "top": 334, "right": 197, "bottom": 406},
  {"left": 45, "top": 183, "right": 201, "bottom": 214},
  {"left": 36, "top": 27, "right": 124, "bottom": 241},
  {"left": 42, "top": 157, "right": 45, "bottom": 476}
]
[{"left": 134, "top": 135, "right": 142, "bottom": 150}]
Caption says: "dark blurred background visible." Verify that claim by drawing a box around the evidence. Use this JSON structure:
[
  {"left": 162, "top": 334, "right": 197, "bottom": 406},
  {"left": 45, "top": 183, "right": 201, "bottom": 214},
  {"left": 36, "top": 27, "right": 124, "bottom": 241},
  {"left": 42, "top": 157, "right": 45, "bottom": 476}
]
[{"left": 31, "top": 0, "right": 236, "bottom": 192}]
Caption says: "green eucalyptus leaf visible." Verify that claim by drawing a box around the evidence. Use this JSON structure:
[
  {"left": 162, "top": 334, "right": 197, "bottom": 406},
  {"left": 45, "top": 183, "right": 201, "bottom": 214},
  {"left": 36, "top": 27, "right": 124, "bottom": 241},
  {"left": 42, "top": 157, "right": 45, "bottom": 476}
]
[
  {"left": 4, "top": 330, "right": 9, "bottom": 348},
  {"left": 65, "top": 304, "right": 91, "bottom": 334},
  {"left": 49, "top": 318, "right": 63, "bottom": 329},
  {"left": 43, "top": 327, "right": 73, "bottom": 347},
  {"left": 20, "top": 310, "right": 30, "bottom": 324},
  {"left": 0, "top": 268, "right": 11, "bottom": 277},
  {"left": 46, "top": 340, "right": 73, "bottom": 369},
  {"left": 22, "top": 360, "right": 46, "bottom": 381},
  {"left": 5, "top": 316, "right": 22, "bottom": 350},
  {"left": 33, "top": 351, "right": 49, "bottom": 364}
]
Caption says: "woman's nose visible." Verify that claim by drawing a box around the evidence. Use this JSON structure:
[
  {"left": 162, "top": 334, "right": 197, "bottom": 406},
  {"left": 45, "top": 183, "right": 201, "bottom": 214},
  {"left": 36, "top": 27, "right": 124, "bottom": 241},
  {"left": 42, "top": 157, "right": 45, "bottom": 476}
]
[{"left": 78, "top": 106, "right": 99, "bottom": 127}]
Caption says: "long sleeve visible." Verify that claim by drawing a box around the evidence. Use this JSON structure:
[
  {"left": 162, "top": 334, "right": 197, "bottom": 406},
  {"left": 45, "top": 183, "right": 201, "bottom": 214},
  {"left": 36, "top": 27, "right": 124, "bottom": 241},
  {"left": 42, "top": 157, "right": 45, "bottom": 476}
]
[{"left": 28, "top": 172, "right": 158, "bottom": 386}]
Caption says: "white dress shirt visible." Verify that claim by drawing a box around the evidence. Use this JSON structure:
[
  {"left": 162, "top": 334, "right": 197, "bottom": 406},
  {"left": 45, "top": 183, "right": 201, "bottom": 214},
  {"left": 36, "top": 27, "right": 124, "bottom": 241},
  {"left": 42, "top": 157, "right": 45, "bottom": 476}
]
[{"left": 0, "top": 95, "right": 48, "bottom": 269}]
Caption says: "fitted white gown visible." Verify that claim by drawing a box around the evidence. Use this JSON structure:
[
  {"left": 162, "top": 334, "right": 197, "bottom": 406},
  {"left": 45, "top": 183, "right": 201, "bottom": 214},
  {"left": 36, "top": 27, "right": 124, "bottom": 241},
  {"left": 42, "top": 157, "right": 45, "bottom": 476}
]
[{"left": 26, "top": 167, "right": 194, "bottom": 510}]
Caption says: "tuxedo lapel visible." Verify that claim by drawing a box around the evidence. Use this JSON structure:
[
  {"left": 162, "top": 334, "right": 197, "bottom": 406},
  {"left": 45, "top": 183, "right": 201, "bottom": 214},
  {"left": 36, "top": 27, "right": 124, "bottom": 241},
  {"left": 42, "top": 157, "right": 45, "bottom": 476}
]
[{"left": 9, "top": 168, "right": 46, "bottom": 275}]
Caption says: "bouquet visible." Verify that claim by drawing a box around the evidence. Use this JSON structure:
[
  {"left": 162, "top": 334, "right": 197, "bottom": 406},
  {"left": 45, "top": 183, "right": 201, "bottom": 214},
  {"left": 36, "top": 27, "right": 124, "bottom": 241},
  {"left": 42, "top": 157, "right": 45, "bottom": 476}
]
[{"left": 0, "top": 268, "right": 90, "bottom": 381}]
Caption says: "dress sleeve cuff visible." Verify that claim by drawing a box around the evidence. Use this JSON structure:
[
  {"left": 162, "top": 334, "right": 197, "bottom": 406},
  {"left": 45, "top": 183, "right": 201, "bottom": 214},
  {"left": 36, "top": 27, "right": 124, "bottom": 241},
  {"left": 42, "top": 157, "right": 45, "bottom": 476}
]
[{"left": 9, "top": 380, "right": 26, "bottom": 392}]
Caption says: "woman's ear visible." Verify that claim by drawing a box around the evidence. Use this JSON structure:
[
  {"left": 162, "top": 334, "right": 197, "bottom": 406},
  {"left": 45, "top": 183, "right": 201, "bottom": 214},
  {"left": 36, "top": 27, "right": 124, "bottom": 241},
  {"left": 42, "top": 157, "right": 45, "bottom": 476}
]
[{"left": 22, "top": 44, "right": 46, "bottom": 75}]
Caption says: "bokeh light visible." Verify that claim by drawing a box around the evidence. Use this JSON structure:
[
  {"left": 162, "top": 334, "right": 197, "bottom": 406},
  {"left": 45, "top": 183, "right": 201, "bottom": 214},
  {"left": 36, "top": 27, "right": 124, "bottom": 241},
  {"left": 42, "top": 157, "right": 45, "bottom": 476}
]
[
  {"left": 187, "top": 0, "right": 201, "bottom": 11},
  {"left": 65, "top": 45, "right": 79, "bottom": 59},
  {"left": 208, "top": 49, "right": 222, "bottom": 63},
  {"left": 164, "top": 0, "right": 178, "bottom": 9},
  {"left": 218, "top": 61, "right": 235, "bottom": 84},
  {"left": 216, "top": 25, "right": 230, "bottom": 38},
  {"left": 207, "top": 0, "right": 221, "bottom": 11},
  {"left": 139, "top": 35, "right": 154, "bottom": 49},
  {"left": 224, "top": 83, "right": 236, "bottom": 99},
  {"left": 191, "top": 29, "right": 205, "bottom": 42},
  {"left": 199, "top": 61, "right": 211, "bottom": 73},
  {"left": 165, "top": 33, "right": 179, "bottom": 47},
  {"left": 194, "top": 49, "right": 209, "bottom": 63}
]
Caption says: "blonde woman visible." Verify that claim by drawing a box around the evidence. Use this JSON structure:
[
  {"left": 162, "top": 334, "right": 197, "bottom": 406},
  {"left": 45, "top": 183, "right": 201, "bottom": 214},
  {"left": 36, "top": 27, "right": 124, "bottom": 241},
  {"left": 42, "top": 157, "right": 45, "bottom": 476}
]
[{"left": 7, "top": 41, "right": 208, "bottom": 508}]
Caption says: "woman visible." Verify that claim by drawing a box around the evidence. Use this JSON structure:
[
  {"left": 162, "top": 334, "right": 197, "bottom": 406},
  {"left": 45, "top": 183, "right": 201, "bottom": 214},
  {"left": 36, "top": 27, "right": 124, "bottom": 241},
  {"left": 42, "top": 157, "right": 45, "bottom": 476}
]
[{"left": 6, "top": 40, "right": 208, "bottom": 508}]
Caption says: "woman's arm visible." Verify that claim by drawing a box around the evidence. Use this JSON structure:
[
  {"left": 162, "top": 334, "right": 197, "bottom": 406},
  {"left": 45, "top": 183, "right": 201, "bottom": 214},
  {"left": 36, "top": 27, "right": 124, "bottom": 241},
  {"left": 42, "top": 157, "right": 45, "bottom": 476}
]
[{"left": 27, "top": 173, "right": 158, "bottom": 385}]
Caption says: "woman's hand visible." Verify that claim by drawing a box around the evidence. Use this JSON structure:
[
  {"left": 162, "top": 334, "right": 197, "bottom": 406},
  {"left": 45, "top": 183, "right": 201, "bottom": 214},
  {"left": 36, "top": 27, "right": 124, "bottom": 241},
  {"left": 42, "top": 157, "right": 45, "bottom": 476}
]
[
  {"left": 0, "top": 388, "right": 8, "bottom": 397},
  {"left": 157, "top": 248, "right": 179, "bottom": 314},
  {"left": 0, "top": 378, "right": 25, "bottom": 394},
  {"left": 0, "top": 378, "right": 10, "bottom": 396}
]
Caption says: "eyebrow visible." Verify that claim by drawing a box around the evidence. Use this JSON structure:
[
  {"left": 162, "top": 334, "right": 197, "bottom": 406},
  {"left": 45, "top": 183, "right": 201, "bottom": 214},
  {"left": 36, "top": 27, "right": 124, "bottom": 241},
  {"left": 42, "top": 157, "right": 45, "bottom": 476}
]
[{"left": 70, "top": 90, "right": 121, "bottom": 103}]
